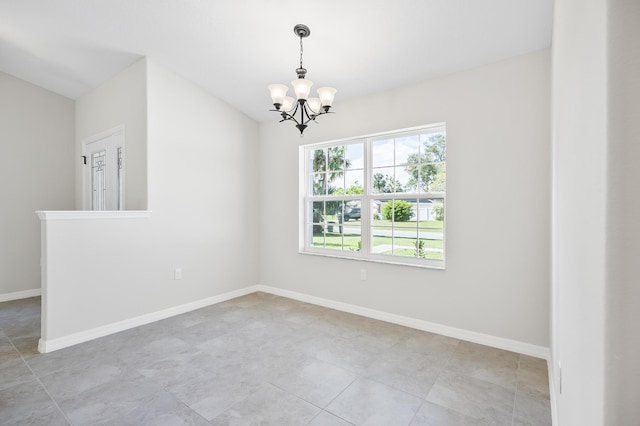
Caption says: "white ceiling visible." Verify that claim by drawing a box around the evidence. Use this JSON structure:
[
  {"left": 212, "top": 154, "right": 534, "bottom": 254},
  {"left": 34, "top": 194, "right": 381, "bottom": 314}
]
[{"left": 0, "top": 0, "right": 553, "bottom": 122}]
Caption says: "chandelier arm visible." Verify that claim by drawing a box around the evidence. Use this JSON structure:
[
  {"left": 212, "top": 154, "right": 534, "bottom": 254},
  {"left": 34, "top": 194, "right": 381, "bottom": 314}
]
[{"left": 301, "top": 104, "right": 317, "bottom": 124}]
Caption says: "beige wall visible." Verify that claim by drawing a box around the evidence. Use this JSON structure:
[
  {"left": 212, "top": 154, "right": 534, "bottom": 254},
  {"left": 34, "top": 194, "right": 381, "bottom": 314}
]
[
  {"left": 0, "top": 72, "right": 75, "bottom": 298},
  {"left": 259, "top": 49, "right": 551, "bottom": 348}
]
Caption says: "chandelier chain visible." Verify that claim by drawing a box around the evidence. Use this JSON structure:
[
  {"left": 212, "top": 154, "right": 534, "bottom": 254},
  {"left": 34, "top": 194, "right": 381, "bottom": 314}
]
[{"left": 299, "top": 35, "right": 304, "bottom": 69}]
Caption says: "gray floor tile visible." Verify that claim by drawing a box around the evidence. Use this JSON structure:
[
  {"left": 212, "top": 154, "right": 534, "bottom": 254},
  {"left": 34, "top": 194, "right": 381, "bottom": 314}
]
[
  {"left": 24, "top": 340, "right": 121, "bottom": 377},
  {"left": 9, "top": 335, "right": 40, "bottom": 356},
  {"left": 107, "top": 390, "right": 210, "bottom": 426},
  {"left": 393, "top": 329, "right": 460, "bottom": 358},
  {"left": 0, "top": 293, "right": 552, "bottom": 425},
  {"left": 39, "top": 361, "right": 129, "bottom": 401},
  {"left": 0, "top": 331, "right": 19, "bottom": 359},
  {"left": 326, "top": 376, "right": 423, "bottom": 426},
  {"left": 0, "top": 378, "right": 69, "bottom": 426},
  {"left": 1, "top": 315, "right": 41, "bottom": 340},
  {"left": 56, "top": 369, "right": 164, "bottom": 425},
  {"left": 426, "top": 370, "right": 514, "bottom": 424},
  {"left": 445, "top": 341, "right": 520, "bottom": 390},
  {"left": 210, "top": 382, "right": 320, "bottom": 426},
  {"left": 364, "top": 346, "right": 448, "bottom": 398},
  {"left": 136, "top": 349, "right": 221, "bottom": 389},
  {"left": 410, "top": 401, "right": 483, "bottom": 425},
  {"left": 304, "top": 335, "right": 380, "bottom": 375},
  {"left": 513, "top": 392, "right": 552, "bottom": 426},
  {"left": 517, "top": 355, "right": 550, "bottom": 399},
  {"left": 309, "top": 410, "right": 355, "bottom": 426},
  {"left": 0, "top": 297, "right": 41, "bottom": 325},
  {"left": 269, "top": 358, "right": 357, "bottom": 407},
  {"left": 0, "top": 356, "right": 39, "bottom": 392},
  {"left": 169, "top": 363, "right": 265, "bottom": 420}
]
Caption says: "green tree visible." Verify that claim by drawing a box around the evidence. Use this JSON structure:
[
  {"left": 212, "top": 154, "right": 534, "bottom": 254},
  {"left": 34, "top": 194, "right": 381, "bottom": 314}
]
[
  {"left": 334, "top": 181, "right": 364, "bottom": 195},
  {"left": 405, "top": 133, "right": 446, "bottom": 192},
  {"left": 382, "top": 200, "right": 413, "bottom": 222},
  {"left": 312, "top": 146, "right": 351, "bottom": 195},
  {"left": 372, "top": 173, "right": 403, "bottom": 193}
]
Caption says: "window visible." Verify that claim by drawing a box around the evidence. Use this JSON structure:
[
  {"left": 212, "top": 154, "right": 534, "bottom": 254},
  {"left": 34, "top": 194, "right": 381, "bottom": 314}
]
[{"left": 301, "top": 124, "right": 446, "bottom": 268}]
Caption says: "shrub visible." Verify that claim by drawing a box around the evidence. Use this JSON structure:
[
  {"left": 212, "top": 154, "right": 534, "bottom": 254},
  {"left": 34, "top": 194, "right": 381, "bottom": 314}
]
[{"left": 382, "top": 200, "right": 413, "bottom": 222}]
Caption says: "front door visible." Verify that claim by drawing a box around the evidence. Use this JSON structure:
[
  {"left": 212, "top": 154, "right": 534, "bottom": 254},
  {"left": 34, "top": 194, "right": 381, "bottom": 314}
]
[{"left": 83, "top": 126, "right": 125, "bottom": 210}]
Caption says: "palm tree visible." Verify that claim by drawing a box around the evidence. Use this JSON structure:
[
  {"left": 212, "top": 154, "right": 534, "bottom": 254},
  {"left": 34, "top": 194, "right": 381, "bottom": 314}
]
[{"left": 312, "top": 146, "right": 351, "bottom": 196}]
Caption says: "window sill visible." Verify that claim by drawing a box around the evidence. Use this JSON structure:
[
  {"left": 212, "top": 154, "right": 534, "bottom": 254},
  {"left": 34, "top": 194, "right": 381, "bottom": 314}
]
[{"left": 299, "top": 249, "right": 445, "bottom": 270}]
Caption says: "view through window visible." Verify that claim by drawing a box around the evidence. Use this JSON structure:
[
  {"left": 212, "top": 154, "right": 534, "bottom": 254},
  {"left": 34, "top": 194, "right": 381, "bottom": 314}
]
[{"left": 302, "top": 124, "right": 446, "bottom": 268}]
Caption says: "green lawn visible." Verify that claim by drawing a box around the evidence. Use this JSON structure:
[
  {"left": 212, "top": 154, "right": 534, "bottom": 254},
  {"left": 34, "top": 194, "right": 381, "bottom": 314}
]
[{"left": 312, "top": 232, "right": 443, "bottom": 260}]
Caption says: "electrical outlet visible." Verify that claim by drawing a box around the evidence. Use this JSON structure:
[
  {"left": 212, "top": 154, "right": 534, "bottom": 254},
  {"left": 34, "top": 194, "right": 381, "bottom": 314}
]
[
  {"left": 174, "top": 268, "right": 182, "bottom": 280},
  {"left": 360, "top": 269, "right": 366, "bottom": 281}
]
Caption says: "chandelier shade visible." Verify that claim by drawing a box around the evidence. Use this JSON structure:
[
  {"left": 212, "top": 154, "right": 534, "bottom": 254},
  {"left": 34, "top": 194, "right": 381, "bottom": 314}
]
[{"left": 268, "top": 24, "right": 336, "bottom": 136}]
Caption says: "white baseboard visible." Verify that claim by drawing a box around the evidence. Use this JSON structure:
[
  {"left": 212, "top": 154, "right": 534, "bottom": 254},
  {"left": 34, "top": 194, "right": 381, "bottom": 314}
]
[
  {"left": 37, "top": 283, "right": 550, "bottom": 360},
  {"left": 256, "top": 285, "right": 550, "bottom": 360},
  {"left": 0, "top": 288, "right": 41, "bottom": 303},
  {"left": 38, "top": 285, "right": 260, "bottom": 353}
]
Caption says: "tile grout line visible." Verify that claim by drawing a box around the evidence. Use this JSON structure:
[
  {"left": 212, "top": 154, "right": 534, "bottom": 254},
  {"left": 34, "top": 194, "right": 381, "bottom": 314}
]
[
  {"left": 5, "top": 334, "right": 73, "bottom": 425},
  {"left": 133, "top": 372, "right": 212, "bottom": 425}
]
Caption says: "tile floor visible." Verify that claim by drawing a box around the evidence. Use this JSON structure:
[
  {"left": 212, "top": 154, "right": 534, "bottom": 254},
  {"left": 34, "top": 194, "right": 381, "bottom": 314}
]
[{"left": 0, "top": 293, "right": 552, "bottom": 425}]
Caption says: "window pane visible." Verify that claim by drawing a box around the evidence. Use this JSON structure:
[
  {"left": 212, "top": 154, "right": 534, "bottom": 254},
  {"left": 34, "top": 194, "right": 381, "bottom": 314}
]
[
  {"left": 372, "top": 198, "right": 391, "bottom": 222},
  {"left": 310, "top": 224, "right": 325, "bottom": 248},
  {"left": 326, "top": 201, "right": 341, "bottom": 221},
  {"left": 421, "top": 132, "right": 446, "bottom": 162},
  {"left": 311, "top": 148, "right": 326, "bottom": 172},
  {"left": 427, "top": 162, "right": 446, "bottom": 192},
  {"left": 394, "top": 167, "right": 412, "bottom": 193},
  {"left": 372, "top": 225, "right": 393, "bottom": 255},
  {"left": 346, "top": 143, "right": 364, "bottom": 170},
  {"left": 341, "top": 204, "right": 361, "bottom": 252},
  {"left": 418, "top": 198, "right": 444, "bottom": 260},
  {"left": 384, "top": 199, "right": 416, "bottom": 223},
  {"left": 395, "top": 135, "right": 419, "bottom": 165},
  {"left": 328, "top": 173, "right": 344, "bottom": 194},
  {"left": 372, "top": 139, "right": 394, "bottom": 167},
  {"left": 328, "top": 146, "right": 346, "bottom": 171},
  {"left": 341, "top": 200, "right": 361, "bottom": 222},
  {"left": 312, "top": 201, "right": 324, "bottom": 226},
  {"left": 345, "top": 170, "right": 364, "bottom": 194},
  {"left": 371, "top": 167, "right": 395, "bottom": 194},
  {"left": 312, "top": 174, "right": 326, "bottom": 195}
]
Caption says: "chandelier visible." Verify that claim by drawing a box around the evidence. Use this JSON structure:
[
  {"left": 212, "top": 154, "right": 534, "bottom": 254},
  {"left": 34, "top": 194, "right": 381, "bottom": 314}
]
[{"left": 268, "top": 24, "right": 337, "bottom": 136}]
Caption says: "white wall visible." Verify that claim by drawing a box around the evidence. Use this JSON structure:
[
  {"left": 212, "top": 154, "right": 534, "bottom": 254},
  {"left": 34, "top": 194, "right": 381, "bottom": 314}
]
[
  {"left": 39, "top": 60, "right": 259, "bottom": 345},
  {"left": 605, "top": 1, "right": 640, "bottom": 422},
  {"left": 551, "top": 0, "right": 607, "bottom": 421},
  {"left": 551, "top": 0, "right": 640, "bottom": 423},
  {"left": 259, "top": 49, "right": 550, "bottom": 349},
  {"left": 145, "top": 60, "right": 260, "bottom": 299},
  {"left": 75, "top": 58, "right": 147, "bottom": 210},
  {"left": 0, "top": 72, "right": 75, "bottom": 298}
]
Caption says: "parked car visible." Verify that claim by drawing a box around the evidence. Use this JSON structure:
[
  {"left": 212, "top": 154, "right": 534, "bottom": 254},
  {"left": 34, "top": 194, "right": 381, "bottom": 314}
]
[{"left": 341, "top": 206, "right": 361, "bottom": 221}]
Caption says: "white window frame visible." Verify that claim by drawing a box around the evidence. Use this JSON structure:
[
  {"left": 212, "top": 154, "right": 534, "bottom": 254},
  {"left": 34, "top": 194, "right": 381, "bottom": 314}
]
[{"left": 299, "top": 123, "right": 446, "bottom": 269}]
